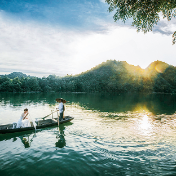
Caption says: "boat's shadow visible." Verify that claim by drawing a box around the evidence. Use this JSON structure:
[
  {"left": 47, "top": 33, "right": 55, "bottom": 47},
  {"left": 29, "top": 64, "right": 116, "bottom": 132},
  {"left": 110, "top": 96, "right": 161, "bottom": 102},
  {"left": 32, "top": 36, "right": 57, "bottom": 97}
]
[{"left": 0, "top": 122, "right": 73, "bottom": 143}]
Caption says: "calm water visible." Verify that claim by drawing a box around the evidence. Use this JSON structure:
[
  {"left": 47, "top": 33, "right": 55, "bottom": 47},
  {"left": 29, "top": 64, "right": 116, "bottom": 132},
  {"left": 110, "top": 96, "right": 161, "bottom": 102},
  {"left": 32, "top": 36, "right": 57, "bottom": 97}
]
[{"left": 0, "top": 92, "right": 176, "bottom": 176}]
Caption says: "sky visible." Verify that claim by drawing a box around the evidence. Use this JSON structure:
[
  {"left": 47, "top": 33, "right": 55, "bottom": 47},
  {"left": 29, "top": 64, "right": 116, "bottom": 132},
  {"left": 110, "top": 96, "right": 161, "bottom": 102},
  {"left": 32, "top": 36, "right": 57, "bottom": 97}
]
[{"left": 0, "top": 0, "right": 175, "bottom": 77}]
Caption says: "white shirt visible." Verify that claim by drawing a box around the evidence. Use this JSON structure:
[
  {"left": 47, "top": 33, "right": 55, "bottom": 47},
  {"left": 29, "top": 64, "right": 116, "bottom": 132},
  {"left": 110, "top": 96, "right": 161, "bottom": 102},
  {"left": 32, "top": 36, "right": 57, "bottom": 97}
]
[
  {"left": 16, "top": 112, "right": 30, "bottom": 128},
  {"left": 58, "top": 102, "right": 64, "bottom": 113}
]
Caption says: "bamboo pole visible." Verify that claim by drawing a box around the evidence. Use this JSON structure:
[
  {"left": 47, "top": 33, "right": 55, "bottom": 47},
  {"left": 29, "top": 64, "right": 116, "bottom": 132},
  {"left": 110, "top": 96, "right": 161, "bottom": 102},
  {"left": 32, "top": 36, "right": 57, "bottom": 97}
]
[
  {"left": 51, "top": 110, "right": 53, "bottom": 119},
  {"left": 57, "top": 109, "right": 59, "bottom": 126},
  {"left": 34, "top": 110, "right": 57, "bottom": 120}
]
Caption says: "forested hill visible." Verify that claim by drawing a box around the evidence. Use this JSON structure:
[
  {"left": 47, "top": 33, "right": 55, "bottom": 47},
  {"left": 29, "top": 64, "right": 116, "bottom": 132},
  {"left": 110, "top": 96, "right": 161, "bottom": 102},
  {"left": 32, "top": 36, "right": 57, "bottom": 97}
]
[
  {"left": 0, "top": 72, "right": 28, "bottom": 79},
  {"left": 0, "top": 60, "right": 176, "bottom": 93},
  {"left": 74, "top": 60, "right": 176, "bottom": 93}
]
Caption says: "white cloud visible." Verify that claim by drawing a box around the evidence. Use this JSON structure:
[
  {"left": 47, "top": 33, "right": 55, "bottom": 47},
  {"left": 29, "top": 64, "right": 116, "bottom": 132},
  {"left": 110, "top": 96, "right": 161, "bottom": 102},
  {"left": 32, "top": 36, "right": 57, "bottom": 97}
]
[
  {"left": 99, "top": 0, "right": 106, "bottom": 3},
  {"left": 152, "top": 13, "right": 176, "bottom": 35},
  {"left": 69, "top": 26, "right": 176, "bottom": 72},
  {"left": 0, "top": 13, "right": 76, "bottom": 77},
  {"left": 0, "top": 11, "right": 175, "bottom": 78}
]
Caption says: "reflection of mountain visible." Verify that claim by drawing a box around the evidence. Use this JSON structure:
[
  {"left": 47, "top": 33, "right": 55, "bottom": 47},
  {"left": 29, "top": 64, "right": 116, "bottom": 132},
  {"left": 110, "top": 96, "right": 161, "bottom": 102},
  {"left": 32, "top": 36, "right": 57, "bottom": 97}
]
[
  {"left": 0, "top": 92, "right": 58, "bottom": 106},
  {"left": 68, "top": 93, "right": 176, "bottom": 115},
  {"left": 0, "top": 91, "right": 176, "bottom": 115}
]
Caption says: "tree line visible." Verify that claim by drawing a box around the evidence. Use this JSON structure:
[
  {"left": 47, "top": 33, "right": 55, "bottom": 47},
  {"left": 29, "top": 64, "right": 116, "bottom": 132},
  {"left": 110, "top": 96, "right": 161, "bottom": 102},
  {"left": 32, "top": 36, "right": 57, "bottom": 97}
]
[{"left": 0, "top": 60, "right": 176, "bottom": 93}]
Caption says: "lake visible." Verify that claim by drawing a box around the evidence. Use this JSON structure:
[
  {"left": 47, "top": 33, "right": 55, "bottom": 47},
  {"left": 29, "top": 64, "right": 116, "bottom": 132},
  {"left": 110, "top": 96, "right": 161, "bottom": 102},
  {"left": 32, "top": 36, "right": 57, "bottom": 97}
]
[{"left": 0, "top": 92, "right": 176, "bottom": 176}]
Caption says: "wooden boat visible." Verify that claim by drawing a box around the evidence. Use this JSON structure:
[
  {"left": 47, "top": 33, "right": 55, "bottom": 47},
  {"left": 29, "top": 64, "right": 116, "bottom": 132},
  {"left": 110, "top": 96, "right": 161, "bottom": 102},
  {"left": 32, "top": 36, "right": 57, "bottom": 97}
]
[{"left": 0, "top": 116, "right": 74, "bottom": 134}]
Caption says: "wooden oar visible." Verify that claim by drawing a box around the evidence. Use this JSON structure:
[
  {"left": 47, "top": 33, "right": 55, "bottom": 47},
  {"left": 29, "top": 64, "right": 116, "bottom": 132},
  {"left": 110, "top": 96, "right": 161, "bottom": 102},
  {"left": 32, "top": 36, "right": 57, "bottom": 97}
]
[
  {"left": 57, "top": 110, "right": 59, "bottom": 126},
  {"left": 41, "top": 110, "right": 57, "bottom": 120},
  {"left": 34, "top": 110, "right": 57, "bottom": 120}
]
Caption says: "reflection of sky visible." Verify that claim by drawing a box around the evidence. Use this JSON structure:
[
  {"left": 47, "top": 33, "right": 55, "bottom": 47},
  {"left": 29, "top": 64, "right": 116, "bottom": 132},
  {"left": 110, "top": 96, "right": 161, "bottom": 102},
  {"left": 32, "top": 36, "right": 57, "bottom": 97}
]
[{"left": 0, "top": 0, "right": 176, "bottom": 77}]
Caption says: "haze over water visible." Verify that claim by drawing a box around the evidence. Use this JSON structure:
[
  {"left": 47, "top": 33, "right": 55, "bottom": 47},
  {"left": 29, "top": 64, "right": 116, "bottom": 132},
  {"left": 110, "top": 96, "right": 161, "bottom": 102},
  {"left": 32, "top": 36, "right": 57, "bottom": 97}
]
[{"left": 0, "top": 92, "right": 176, "bottom": 176}]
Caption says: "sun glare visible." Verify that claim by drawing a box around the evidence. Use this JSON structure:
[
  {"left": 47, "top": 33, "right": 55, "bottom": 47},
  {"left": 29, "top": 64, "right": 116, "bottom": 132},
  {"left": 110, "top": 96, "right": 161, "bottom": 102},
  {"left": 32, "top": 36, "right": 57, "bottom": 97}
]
[
  {"left": 133, "top": 104, "right": 149, "bottom": 113},
  {"left": 141, "top": 115, "right": 150, "bottom": 129},
  {"left": 139, "top": 115, "right": 153, "bottom": 136},
  {"left": 155, "top": 62, "right": 168, "bottom": 73}
]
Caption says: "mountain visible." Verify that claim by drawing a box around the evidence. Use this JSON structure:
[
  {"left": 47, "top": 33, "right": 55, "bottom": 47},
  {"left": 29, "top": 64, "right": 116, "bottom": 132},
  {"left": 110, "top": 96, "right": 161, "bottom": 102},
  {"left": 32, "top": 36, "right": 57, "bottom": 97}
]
[
  {"left": 73, "top": 60, "right": 176, "bottom": 93},
  {"left": 71, "top": 60, "right": 144, "bottom": 92},
  {"left": 0, "top": 72, "right": 28, "bottom": 79},
  {"left": 0, "top": 60, "right": 176, "bottom": 93},
  {"left": 144, "top": 60, "right": 169, "bottom": 77}
]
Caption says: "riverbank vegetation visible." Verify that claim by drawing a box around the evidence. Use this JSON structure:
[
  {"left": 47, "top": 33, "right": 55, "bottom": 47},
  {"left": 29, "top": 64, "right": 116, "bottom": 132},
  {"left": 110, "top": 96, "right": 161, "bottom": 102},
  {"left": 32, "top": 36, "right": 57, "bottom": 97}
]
[{"left": 0, "top": 60, "right": 176, "bottom": 93}]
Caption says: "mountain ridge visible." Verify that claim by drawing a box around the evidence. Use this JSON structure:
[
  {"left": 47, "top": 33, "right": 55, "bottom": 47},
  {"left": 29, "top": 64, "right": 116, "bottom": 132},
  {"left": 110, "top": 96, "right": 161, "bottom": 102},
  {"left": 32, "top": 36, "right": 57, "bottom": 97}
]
[
  {"left": 0, "top": 60, "right": 174, "bottom": 79},
  {"left": 0, "top": 60, "right": 176, "bottom": 93}
]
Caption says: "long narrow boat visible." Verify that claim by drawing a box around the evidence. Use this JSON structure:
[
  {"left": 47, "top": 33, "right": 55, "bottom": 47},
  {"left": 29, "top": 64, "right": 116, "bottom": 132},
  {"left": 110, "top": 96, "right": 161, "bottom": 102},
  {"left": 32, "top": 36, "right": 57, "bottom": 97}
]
[{"left": 0, "top": 116, "right": 74, "bottom": 134}]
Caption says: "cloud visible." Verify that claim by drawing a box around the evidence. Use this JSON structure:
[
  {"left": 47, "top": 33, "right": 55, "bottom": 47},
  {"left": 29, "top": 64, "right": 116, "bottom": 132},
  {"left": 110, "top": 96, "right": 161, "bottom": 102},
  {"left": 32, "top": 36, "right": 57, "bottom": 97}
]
[
  {"left": 99, "top": 0, "right": 106, "bottom": 3},
  {"left": 0, "top": 2, "right": 176, "bottom": 78},
  {"left": 65, "top": 25, "right": 176, "bottom": 72},
  {"left": 0, "top": 12, "right": 76, "bottom": 77},
  {"left": 152, "top": 14, "right": 176, "bottom": 35}
]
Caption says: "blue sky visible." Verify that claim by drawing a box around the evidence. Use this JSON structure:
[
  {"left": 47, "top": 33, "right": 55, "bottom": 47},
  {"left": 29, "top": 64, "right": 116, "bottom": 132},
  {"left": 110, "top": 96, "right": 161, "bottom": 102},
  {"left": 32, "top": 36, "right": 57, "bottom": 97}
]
[{"left": 0, "top": 0, "right": 175, "bottom": 77}]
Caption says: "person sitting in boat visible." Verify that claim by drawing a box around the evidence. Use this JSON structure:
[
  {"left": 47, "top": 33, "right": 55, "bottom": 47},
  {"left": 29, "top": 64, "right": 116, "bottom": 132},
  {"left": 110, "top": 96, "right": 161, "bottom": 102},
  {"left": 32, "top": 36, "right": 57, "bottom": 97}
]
[{"left": 16, "top": 108, "right": 31, "bottom": 128}]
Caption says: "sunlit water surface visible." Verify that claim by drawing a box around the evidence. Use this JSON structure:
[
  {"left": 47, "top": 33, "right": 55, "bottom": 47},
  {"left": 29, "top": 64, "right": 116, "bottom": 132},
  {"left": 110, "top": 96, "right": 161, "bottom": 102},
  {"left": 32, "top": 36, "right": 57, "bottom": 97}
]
[{"left": 0, "top": 93, "right": 176, "bottom": 176}]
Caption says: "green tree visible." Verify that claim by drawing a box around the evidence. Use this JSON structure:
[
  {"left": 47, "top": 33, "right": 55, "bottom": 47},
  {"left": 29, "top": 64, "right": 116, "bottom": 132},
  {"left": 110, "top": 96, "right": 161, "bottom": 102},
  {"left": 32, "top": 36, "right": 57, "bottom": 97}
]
[
  {"left": 153, "top": 75, "right": 172, "bottom": 93},
  {"left": 38, "top": 77, "right": 51, "bottom": 92},
  {"left": 0, "top": 80, "right": 13, "bottom": 92},
  {"left": 47, "top": 75, "right": 60, "bottom": 91},
  {"left": 20, "top": 77, "right": 30, "bottom": 92},
  {"left": 27, "top": 77, "right": 41, "bottom": 91},
  {"left": 106, "top": 0, "right": 176, "bottom": 44},
  {"left": 12, "top": 77, "right": 22, "bottom": 92},
  {"left": 0, "top": 76, "right": 10, "bottom": 84}
]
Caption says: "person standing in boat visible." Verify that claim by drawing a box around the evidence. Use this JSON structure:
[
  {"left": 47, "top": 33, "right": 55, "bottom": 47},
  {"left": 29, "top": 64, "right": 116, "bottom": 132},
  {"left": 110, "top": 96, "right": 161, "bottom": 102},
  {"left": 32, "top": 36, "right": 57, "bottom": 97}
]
[
  {"left": 56, "top": 98, "right": 65, "bottom": 125},
  {"left": 16, "top": 108, "right": 31, "bottom": 128}
]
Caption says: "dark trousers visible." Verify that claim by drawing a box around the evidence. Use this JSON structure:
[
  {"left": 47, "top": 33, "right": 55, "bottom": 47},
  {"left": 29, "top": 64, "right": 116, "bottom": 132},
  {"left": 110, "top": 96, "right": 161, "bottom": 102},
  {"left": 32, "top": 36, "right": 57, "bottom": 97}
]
[{"left": 59, "top": 112, "right": 63, "bottom": 121}]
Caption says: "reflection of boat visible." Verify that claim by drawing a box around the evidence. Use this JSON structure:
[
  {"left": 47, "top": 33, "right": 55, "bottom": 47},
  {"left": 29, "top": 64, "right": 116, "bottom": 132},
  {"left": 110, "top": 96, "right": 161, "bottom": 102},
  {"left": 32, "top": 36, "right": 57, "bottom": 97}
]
[
  {"left": 0, "top": 131, "right": 37, "bottom": 148},
  {"left": 0, "top": 116, "right": 74, "bottom": 134},
  {"left": 0, "top": 130, "right": 36, "bottom": 142}
]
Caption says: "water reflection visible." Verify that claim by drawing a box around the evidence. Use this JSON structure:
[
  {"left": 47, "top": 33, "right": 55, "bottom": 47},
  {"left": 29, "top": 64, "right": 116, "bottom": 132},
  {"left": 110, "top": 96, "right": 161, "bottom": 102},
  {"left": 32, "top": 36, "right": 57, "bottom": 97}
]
[
  {"left": 0, "top": 130, "right": 36, "bottom": 142},
  {"left": 1, "top": 92, "right": 176, "bottom": 115},
  {"left": 55, "top": 125, "right": 66, "bottom": 148},
  {"left": 0, "top": 128, "right": 37, "bottom": 148},
  {"left": 139, "top": 115, "right": 153, "bottom": 136},
  {"left": 0, "top": 92, "right": 58, "bottom": 106},
  {"left": 0, "top": 94, "right": 176, "bottom": 176},
  {"left": 19, "top": 133, "right": 37, "bottom": 148},
  {"left": 67, "top": 93, "right": 176, "bottom": 115}
]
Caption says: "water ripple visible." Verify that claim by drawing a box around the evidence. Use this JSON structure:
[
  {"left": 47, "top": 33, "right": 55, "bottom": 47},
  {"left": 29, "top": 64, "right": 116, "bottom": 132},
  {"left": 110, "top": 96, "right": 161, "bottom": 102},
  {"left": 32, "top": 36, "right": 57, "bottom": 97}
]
[{"left": 1, "top": 105, "right": 176, "bottom": 175}]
